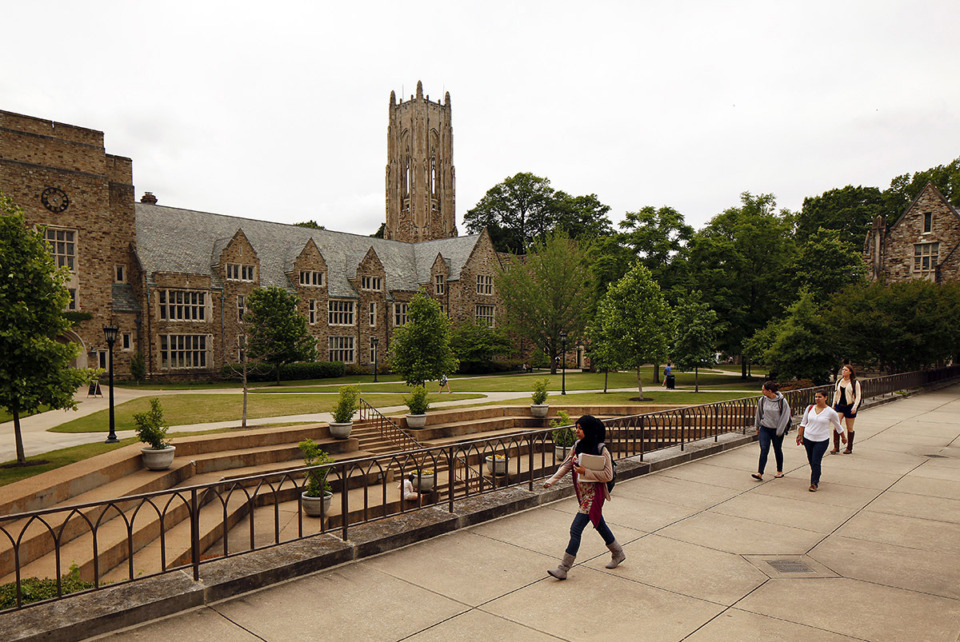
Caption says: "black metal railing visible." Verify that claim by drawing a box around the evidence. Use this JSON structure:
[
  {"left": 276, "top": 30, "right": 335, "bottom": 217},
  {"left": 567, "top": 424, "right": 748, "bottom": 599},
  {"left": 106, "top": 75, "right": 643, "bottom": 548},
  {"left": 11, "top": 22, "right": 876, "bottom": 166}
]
[{"left": 1, "top": 365, "right": 956, "bottom": 612}]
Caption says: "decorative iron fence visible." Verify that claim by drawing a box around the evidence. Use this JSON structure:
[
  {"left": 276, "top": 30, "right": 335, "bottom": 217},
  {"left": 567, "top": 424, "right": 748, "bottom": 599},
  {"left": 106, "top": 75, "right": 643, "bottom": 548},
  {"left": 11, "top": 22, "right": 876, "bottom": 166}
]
[{"left": 1, "top": 366, "right": 956, "bottom": 611}]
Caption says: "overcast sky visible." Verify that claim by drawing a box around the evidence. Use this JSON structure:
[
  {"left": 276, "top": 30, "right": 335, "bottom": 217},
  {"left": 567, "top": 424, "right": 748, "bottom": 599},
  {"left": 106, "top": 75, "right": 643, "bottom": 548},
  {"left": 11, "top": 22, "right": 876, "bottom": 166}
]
[{"left": 4, "top": 1, "right": 959, "bottom": 236}]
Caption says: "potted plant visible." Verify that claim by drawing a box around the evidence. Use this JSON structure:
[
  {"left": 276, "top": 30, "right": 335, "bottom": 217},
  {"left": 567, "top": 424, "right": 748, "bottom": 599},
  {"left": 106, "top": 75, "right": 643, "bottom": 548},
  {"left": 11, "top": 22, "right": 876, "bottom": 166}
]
[
  {"left": 134, "top": 398, "right": 175, "bottom": 471},
  {"left": 485, "top": 453, "right": 507, "bottom": 476},
  {"left": 329, "top": 385, "right": 360, "bottom": 438},
  {"left": 404, "top": 385, "right": 430, "bottom": 428},
  {"left": 417, "top": 468, "right": 435, "bottom": 491},
  {"left": 530, "top": 377, "right": 550, "bottom": 418},
  {"left": 299, "top": 438, "right": 334, "bottom": 517},
  {"left": 550, "top": 410, "right": 575, "bottom": 460}
]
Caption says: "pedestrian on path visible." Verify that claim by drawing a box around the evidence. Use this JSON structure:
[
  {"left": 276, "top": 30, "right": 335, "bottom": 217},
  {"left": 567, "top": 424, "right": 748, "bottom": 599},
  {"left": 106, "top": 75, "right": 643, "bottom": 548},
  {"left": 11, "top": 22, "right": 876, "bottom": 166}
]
[
  {"left": 797, "top": 391, "right": 847, "bottom": 491},
  {"left": 543, "top": 414, "right": 624, "bottom": 579},
  {"left": 439, "top": 373, "right": 451, "bottom": 394},
  {"left": 752, "top": 381, "right": 791, "bottom": 481},
  {"left": 832, "top": 365, "right": 861, "bottom": 454}
]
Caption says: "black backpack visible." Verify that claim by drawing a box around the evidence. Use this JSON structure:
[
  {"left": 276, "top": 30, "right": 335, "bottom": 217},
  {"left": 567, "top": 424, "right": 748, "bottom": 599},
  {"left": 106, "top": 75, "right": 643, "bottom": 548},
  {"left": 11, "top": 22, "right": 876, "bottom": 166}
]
[{"left": 598, "top": 442, "right": 617, "bottom": 493}]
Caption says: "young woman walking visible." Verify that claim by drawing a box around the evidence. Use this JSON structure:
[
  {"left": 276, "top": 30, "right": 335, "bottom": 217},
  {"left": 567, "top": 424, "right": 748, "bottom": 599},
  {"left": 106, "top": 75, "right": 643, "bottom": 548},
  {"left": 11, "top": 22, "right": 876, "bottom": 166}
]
[
  {"left": 543, "top": 415, "right": 624, "bottom": 579},
  {"left": 752, "top": 381, "right": 791, "bottom": 481},
  {"left": 832, "top": 365, "right": 862, "bottom": 454},
  {"left": 798, "top": 391, "right": 847, "bottom": 491}
]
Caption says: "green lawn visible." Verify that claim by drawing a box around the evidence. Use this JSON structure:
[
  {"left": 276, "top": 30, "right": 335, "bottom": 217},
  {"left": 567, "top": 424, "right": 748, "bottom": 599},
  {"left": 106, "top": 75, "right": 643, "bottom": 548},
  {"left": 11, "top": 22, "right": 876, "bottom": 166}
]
[{"left": 50, "top": 392, "right": 482, "bottom": 433}]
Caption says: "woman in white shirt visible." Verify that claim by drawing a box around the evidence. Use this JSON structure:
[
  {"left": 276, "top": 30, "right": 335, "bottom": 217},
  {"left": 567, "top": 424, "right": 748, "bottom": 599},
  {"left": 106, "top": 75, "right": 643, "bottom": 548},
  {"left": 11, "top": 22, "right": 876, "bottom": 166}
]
[
  {"left": 832, "top": 365, "right": 862, "bottom": 454},
  {"left": 797, "top": 391, "right": 847, "bottom": 492}
]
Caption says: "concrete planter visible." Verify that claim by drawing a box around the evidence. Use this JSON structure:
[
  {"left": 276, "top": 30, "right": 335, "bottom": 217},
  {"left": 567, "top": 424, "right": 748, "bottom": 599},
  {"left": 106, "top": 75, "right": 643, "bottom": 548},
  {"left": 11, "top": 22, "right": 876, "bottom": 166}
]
[
  {"left": 417, "top": 473, "right": 435, "bottom": 491},
  {"left": 329, "top": 422, "right": 353, "bottom": 439},
  {"left": 485, "top": 456, "right": 507, "bottom": 476},
  {"left": 140, "top": 446, "right": 175, "bottom": 471},
  {"left": 530, "top": 404, "right": 549, "bottom": 418},
  {"left": 301, "top": 492, "right": 333, "bottom": 517},
  {"left": 554, "top": 445, "right": 572, "bottom": 461},
  {"left": 405, "top": 414, "right": 427, "bottom": 429}
]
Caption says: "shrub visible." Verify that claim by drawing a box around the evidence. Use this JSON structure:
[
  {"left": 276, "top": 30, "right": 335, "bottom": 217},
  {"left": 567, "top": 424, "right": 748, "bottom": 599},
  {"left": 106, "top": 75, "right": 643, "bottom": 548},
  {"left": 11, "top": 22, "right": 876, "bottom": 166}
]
[
  {"left": 404, "top": 385, "right": 430, "bottom": 415},
  {"left": 130, "top": 352, "right": 147, "bottom": 385},
  {"left": 220, "top": 360, "right": 345, "bottom": 382},
  {"left": 0, "top": 564, "right": 94, "bottom": 609},
  {"left": 299, "top": 439, "right": 334, "bottom": 497},
  {"left": 332, "top": 385, "right": 360, "bottom": 423},
  {"left": 550, "top": 410, "right": 576, "bottom": 446},
  {"left": 133, "top": 398, "right": 170, "bottom": 449},
  {"left": 531, "top": 378, "right": 549, "bottom": 405}
]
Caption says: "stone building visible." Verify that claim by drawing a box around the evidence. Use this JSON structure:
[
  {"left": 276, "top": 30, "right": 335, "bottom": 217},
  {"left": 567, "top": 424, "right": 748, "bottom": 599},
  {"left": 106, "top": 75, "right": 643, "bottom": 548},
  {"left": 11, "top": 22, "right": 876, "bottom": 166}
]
[
  {"left": 0, "top": 83, "right": 504, "bottom": 380},
  {"left": 865, "top": 182, "right": 960, "bottom": 283}
]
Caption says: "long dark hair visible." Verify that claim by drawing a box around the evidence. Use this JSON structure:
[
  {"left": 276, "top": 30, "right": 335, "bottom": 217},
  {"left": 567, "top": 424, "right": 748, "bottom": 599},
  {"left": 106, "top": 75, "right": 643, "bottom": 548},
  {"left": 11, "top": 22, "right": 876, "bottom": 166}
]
[
  {"left": 843, "top": 364, "right": 857, "bottom": 384},
  {"left": 574, "top": 414, "right": 606, "bottom": 456}
]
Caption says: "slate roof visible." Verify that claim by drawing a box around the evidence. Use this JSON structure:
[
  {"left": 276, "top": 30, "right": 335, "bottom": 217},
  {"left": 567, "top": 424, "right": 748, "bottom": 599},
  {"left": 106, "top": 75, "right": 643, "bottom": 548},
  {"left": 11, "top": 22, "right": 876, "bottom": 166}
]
[{"left": 135, "top": 204, "right": 481, "bottom": 299}]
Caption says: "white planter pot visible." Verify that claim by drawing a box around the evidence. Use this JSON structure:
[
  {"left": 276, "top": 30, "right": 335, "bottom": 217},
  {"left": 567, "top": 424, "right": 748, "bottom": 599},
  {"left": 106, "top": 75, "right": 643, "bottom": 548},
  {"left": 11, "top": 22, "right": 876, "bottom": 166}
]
[
  {"left": 486, "top": 456, "right": 507, "bottom": 476},
  {"left": 417, "top": 474, "right": 435, "bottom": 491},
  {"left": 554, "top": 445, "right": 572, "bottom": 461},
  {"left": 530, "top": 404, "right": 549, "bottom": 418},
  {"left": 329, "top": 422, "right": 352, "bottom": 439},
  {"left": 301, "top": 492, "right": 333, "bottom": 517},
  {"left": 141, "top": 445, "right": 175, "bottom": 471},
  {"left": 405, "top": 414, "right": 427, "bottom": 428}
]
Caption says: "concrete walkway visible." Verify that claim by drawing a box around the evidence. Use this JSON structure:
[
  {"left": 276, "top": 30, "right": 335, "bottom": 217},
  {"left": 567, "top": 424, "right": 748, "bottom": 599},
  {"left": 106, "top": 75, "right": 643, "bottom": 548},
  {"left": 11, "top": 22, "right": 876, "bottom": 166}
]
[{"left": 97, "top": 384, "right": 960, "bottom": 641}]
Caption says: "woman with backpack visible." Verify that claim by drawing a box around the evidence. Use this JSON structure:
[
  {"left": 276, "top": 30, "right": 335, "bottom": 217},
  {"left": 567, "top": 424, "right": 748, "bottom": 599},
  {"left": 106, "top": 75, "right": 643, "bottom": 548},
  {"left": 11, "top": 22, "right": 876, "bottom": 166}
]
[
  {"left": 752, "top": 381, "right": 791, "bottom": 481},
  {"left": 543, "top": 414, "right": 624, "bottom": 579},
  {"left": 797, "top": 390, "right": 847, "bottom": 491},
  {"left": 832, "top": 365, "right": 862, "bottom": 454}
]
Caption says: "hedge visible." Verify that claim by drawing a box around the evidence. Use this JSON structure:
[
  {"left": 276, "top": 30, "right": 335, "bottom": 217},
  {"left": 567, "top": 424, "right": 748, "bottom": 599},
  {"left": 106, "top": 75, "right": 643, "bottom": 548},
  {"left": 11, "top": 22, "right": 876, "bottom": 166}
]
[{"left": 221, "top": 361, "right": 345, "bottom": 382}]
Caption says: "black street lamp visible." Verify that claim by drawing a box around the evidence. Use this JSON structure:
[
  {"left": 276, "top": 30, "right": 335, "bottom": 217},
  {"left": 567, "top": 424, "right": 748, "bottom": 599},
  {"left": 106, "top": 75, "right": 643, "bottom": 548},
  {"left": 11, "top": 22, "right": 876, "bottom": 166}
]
[
  {"left": 371, "top": 337, "right": 379, "bottom": 383},
  {"left": 103, "top": 324, "right": 119, "bottom": 443},
  {"left": 559, "top": 330, "right": 567, "bottom": 395}
]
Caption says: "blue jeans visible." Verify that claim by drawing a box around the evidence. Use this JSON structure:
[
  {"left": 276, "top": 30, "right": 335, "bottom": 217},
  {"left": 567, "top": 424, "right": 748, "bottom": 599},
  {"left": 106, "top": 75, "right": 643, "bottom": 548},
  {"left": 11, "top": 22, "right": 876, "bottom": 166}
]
[
  {"left": 757, "top": 427, "right": 784, "bottom": 474},
  {"left": 565, "top": 512, "right": 615, "bottom": 556},
  {"left": 803, "top": 438, "right": 830, "bottom": 486}
]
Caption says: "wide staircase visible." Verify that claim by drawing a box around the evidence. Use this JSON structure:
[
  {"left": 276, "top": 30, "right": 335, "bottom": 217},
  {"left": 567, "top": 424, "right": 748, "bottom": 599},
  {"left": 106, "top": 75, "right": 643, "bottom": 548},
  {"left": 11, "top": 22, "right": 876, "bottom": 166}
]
[{"left": 0, "top": 402, "right": 711, "bottom": 587}]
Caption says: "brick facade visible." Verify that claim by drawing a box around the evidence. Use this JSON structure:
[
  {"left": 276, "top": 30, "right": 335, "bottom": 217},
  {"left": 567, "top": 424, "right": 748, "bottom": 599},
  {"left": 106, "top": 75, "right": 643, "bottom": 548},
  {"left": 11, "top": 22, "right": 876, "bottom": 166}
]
[
  {"left": 865, "top": 183, "right": 960, "bottom": 283},
  {"left": 0, "top": 93, "right": 504, "bottom": 381}
]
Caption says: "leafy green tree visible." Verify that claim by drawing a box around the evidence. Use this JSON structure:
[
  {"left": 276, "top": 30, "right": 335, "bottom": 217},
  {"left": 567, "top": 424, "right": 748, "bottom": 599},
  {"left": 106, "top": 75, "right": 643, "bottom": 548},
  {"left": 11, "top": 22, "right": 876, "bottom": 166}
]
[
  {"left": 793, "top": 227, "right": 866, "bottom": 297},
  {"left": 763, "top": 290, "right": 837, "bottom": 384},
  {"left": 388, "top": 291, "right": 459, "bottom": 386},
  {"left": 584, "top": 235, "right": 633, "bottom": 315},
  {"left": 594, "top": 263, "right": 672, "bottom": 399},
  {"left": 294, "top": 220, "right": 325, "bottom": 230},
  {"left": 551, "top": 192, "right": 614, "bottom": 241},
  {"left": 495, "top": 230, "right": 593, "bottom": 374},
  {"left": 449, "top": 319, "right": 512, "bottom": 373},
  {"left": 245, "top": 287, "right": 316, "bottom": 383},
  {"left": 670, "top": 291, "right": 719, "bottom": 392},
  {"left": 0, "top": 193, "right": 92, "bottom": 464},
  {"left": 464, "top": 172, "right": 557, "bottom": 253},
  {"left": 796, "top": 185, "right": 884, "bottom": 248},
  {"left": 686, "top": 192, "right": 797, "bottom": 377},
  {"left": 883, "top": 156, "right": 960, "bottom": 220},
  {"left": 617, "top": 205, "right": 694, "bottom": 288}
]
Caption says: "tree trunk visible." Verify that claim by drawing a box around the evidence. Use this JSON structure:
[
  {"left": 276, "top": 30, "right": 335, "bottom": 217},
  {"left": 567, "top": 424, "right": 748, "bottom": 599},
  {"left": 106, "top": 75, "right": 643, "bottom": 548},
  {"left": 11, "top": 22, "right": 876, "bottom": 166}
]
[
  {"left": 636, "top": 365, "right": 645, "bottom": 401},
  {"left": 741, "top": 357, "right": 748, "bottom": 380},
  {"left": 13, "top": 410, "right": 25, "bottom": 464},
  {"left": 653, "top": 362, "right": 661, "bottom": 384},
  {"left": 276, "top": 363, "right": 282, "bottom": 385},
  {"left": 603, "top": 368, "right": 608, "bottom": 394},
  {"left": 695, "top": 366, "right": 699, "bottom": 393}
]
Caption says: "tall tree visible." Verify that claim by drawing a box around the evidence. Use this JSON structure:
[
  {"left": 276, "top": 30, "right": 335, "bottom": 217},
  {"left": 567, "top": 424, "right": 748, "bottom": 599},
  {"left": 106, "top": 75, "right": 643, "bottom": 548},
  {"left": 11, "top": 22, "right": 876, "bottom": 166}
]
[
  {"left": 670, "top": 291, "right": 720, "bottom": 392},
  {"left": 617, "top": 205, "right": 694, "bottom": 287},
  {"left": 0, "top": 193, "right": 91, "bottom": 464},
  {"left": 449, "top": 319, "right": 512, "bottom": 373},
  {"left": 793, "top": 227, "right": 867, "bottom": 298},
  {"left": 594, "top": 262, "right": 673, "bottom": 399},
  {"left": 883, "top": 156, "right": 960, "bottom": 220},
  {"left": 760, "top": 290, "right": 837, "bottom": 384},
  {"left": 245, "top": 286, "right": 316, "bottom": 383},
  {"left": 551, "top": 192, "right": 614, "bottom": 241},
  {"left": 495, "top": 230, "right": 593, "bottom": 373},
  {"left": 389, "top": 291, "right": 459, "bottom": 386},
  {"left": 464, "top": 173, "right": 557, "bottom": 253},
  {"left": 797, "top": 185, "right": 884, "bottom": 248},
  {"left": 686, "top": 192, "right": 797, "bottom": 378}
]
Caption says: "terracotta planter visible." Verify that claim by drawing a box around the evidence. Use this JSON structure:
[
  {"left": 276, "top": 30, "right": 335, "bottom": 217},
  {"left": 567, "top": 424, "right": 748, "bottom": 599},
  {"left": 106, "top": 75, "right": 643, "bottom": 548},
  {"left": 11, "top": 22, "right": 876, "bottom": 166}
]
[
  {"left": 417, "top": 473, "right": 435, "bottom": 491},
  {"left": 485, "top": 456, "right": 507, "bottom": 476},
  {"left": 329, "top": 422, "right": 352, "bottom": 439},
  {"left": 140, "top": 445, "right": 175, "bottom": 471},
  {"left": 405, "top": 414, "right": 427, "bottom": 428},
  {"left": 530, "top": 404, "right": 549, "bottom": 418},
  {"left": 301, "top": 492, "right": 333, "bottom": 517}
]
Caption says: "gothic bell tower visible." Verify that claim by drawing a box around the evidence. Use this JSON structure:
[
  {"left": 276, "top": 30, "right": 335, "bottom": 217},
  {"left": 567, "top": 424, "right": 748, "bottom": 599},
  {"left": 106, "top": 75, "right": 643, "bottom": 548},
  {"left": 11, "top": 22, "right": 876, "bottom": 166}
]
[{"left": 385, "top": 81, "right": 457, "bottom": 243}]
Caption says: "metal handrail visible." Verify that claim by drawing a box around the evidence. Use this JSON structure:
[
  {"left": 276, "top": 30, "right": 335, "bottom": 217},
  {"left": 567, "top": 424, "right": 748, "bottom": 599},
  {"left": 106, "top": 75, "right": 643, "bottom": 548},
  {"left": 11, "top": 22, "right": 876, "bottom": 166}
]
[
  {"left": 356, "top": 397, "right": 422, "bottom": 451},
  {"left": 1, "top": 365, "right": 956, "bottom": 612}
]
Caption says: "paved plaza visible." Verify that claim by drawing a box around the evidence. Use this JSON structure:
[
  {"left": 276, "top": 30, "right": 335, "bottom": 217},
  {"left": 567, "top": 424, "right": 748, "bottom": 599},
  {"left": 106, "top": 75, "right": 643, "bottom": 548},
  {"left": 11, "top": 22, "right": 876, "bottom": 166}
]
[{"left": 89, "top": 385, "right": 960, "bottom": 641}]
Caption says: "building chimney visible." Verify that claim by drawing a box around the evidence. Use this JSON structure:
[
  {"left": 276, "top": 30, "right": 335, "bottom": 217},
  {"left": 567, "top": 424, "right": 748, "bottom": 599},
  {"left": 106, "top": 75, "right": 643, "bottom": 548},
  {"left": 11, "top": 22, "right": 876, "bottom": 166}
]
[{"left": 140, "top": 192, "right": 157, "bottom": 205}]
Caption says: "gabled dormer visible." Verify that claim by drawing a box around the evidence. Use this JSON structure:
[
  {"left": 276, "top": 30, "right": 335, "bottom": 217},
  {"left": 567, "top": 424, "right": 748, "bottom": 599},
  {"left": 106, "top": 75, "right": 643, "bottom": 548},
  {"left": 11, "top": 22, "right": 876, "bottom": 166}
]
[
  {"left": 430, "top": 252, "right": 450, "bottom": 296},
  {"left": 290, "top": 237, "right": 327, "bottom": 289},
  {"left": 215, "top": 229, "right": 259, "bottom": 285},
  {"left": 354, "top": 247, "right": 386, "bottom": 293}
]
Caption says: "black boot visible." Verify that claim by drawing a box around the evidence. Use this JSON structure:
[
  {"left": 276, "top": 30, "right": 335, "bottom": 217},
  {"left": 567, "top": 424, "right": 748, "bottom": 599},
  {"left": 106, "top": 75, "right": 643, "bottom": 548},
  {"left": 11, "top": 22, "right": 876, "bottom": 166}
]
[{"left": 843, "top": 431, "right": 855, "bottom": 454}]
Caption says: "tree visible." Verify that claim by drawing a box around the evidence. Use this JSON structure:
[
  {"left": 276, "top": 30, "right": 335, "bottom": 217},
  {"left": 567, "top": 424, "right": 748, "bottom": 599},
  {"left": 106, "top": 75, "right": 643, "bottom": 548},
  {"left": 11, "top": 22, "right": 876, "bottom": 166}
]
[
  {"left": 294, "top": 220, "right": 326, "bottom": 230},
  {"left": 449, "top": 319, "right": 512, "bottom": 373},
  {"left": 796, "top": 185, "right": 884, "bottom": 248},
  {"left": 594, "top": 263, "right": 672, "bottom": 399},
  {"left": 670, "top": 291, "right": 719, "bottom": 392},
  {"left": 389, "top": 291, "right": 459, "bottom": 386},
  {"left": 793, "top": 227, "right": 866, "bottom": 298},
  {"left": 495, "top": 230, "right": 593, "bottom": 374},
  {"left": 551, "top": 192, "right": 614, "bottom": 241},
  {"left": 617, "top": 205, "right": 694, "bottom": 288},
  {"left": 686, "top": 192, "right": 797, "bottom": 377},
  {"left": 464, "top": 173, "right": 557, "bottom": 253},
  {"left": 244, "top": 287, "right": 316, "bottom": 383},
  {"left": 0, "top": 193, "right": 91, "bottom": 464},
  {"left": 883, "top": 156, "right": 960, "bottom": 220},
  {"left": 762, "top": 290, "right": 837, "bottom": 384}
]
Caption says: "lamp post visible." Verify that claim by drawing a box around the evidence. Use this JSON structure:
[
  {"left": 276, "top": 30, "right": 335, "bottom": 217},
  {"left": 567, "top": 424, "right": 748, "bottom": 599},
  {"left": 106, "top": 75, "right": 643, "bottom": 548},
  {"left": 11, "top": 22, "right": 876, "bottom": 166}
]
[
  {"left": 371, "top": 337, "right": 379, "bottom": 383},
  {"left": 103, "top": 325, "right": 119, "bottom": 443},
  {"left": 559, "top": 330, "right": 567, "bottom": 396}
]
